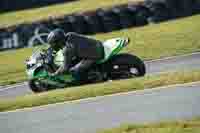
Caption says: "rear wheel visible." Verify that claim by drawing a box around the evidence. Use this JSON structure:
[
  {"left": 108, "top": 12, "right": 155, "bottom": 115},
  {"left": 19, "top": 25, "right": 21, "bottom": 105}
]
[{"left": 107, "top": 54, "right": 146, "bottom": 80}]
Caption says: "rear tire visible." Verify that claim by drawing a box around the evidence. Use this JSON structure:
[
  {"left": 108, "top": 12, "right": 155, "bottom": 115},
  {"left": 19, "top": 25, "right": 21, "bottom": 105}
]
[{"left": 107, "top": 54, "right": 146, "bottom": 79}]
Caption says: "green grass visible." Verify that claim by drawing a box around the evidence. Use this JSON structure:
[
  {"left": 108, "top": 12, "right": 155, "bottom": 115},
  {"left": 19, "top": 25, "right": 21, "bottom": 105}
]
[
  {"left": 97, "top": 119, "right": 200, "bottom": 133},
  {"left": 0, "top": 69, "right": 200, "bottom": 112},
  {"left": 1, "top": 14, "right": 200, "bottom": 86},
  {"left": 0, "top": 0, "right": 131, "bottom": 28}
]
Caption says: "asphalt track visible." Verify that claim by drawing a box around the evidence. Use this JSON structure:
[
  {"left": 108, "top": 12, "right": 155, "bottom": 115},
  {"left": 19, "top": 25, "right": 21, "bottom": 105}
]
[
  {"left": 0, "top": 52, "right": 200, "bottom": 99},
  {"left": 0, "top": 53, "right": 200, "bottom": 133},
  {"left": 0, "top": 82, "right": 200, "bottom": 133}
]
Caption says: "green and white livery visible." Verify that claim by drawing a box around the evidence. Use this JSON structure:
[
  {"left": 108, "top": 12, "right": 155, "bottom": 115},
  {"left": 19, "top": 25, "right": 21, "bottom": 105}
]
[{"left": 25, "top": 38, "right": 146, "bottom": 93}]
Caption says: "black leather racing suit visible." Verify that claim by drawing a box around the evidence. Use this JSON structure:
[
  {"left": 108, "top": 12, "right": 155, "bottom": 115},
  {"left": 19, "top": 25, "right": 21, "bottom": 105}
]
[{"left": 53, "top": 32, "right": 104, "bottom": 79}]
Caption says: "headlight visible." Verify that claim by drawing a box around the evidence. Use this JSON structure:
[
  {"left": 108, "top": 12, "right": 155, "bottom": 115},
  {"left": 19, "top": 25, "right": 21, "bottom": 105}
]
[{"left": 26, "top": 64, "right": 35, "bottom": 69}]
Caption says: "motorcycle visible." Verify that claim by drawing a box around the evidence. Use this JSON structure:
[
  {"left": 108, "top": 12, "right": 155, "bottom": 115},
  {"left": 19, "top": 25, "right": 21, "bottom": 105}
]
[{"left": 25, "top": 35, "right": 146, "bottom": 93}]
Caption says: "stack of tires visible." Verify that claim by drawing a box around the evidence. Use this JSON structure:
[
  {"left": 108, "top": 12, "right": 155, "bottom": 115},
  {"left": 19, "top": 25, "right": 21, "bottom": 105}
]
[
  {"left": 129, "top": 4, "right": 150, "bottom": 26},
  {"left": 144, "top": 0, "right": 171, "bottom": 23},
  {"left": 148, "top": 0, "right": 199, "bottom": 18},
  {"left": 96, "top": 8, "right": 121, "bottom": 32},
  {"left": 82, "top": 11, "right": 104, "bottom": 34},
  {"left": 112, "top": 4, "right": 135, "bottom": 28}
]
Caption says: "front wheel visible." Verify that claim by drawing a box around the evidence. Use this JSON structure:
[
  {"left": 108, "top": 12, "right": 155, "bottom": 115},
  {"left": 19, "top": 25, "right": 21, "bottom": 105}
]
[
  {"left": 28, "top": 79, "right": 48, "bottom": 93},
  {"left": 107, "top": 54, "right": 146, "bottom": 80}
]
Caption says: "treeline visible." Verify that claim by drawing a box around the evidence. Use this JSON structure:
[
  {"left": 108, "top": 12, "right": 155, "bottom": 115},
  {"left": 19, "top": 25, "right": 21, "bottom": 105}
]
[{"left": 0, "top": 0, "right": 77, "bottom": 13}]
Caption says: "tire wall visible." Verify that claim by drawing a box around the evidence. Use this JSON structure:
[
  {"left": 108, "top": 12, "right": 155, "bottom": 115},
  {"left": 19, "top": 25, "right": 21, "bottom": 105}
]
[{"left": 0, "top": 0, "right": 200, "bottom": 51}]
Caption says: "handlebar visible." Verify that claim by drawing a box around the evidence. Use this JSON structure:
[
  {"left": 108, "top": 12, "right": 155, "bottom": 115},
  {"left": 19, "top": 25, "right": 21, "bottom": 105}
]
[{"left": 39, "top": 48, "right": 54, "bottom": 64}]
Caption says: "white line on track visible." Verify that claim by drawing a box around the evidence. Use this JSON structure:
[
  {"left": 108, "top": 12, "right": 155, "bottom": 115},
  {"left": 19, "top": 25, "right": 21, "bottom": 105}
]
[
  {"left": 0, "top": 83, "right": 26, "bottom": 92},
  {"left": 145, "top": 52, "right": 200, "bottom": 63},
  {"left": 1, "top": 81, "right": 200, "bottom": 114}
]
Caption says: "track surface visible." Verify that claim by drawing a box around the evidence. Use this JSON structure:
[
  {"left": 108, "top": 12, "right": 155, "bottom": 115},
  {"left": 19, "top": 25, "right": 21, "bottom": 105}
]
[
  {"left": 0, "top": 82, "right": 200, "bottom": 133},
  {"left": 0, "top": 53, "right": 200, "bottom": 99}
]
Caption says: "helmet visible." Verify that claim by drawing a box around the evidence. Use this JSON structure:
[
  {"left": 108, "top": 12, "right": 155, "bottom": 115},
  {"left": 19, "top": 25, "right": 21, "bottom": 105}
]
[{"left": 47, "top": 28, "right": 66, "bottom": 51}]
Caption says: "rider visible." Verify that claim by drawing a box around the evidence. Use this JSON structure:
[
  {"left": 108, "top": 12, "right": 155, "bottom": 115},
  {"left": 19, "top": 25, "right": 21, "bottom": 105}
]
[{"left": 47, "top": 28, "right": 105, "bottom": 80}]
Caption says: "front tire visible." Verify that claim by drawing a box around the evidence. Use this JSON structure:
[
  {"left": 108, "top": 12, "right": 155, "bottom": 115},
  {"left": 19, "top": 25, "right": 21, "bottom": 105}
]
[
  {"left": 107, "top": 54, "right": 146, "bottom": 79},
  {"left": 28, "top": 79, "right": 47, "bottom": 93}
]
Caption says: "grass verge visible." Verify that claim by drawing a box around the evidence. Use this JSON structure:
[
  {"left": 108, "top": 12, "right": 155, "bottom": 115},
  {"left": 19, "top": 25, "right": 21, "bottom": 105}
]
[
  {"left": 97, "top": 119, "right": 200, "bottom": 133},
  {"left": 0, "top": 0, "right": 130, "bottom": 28},
  {"left": 0, "top": 14, "right": 200, "bottom": 86},
  {"left": 0, "top": 69, "right": 200, "bottom": 112}
]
